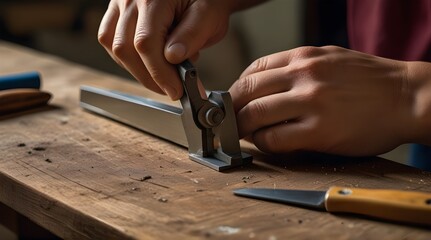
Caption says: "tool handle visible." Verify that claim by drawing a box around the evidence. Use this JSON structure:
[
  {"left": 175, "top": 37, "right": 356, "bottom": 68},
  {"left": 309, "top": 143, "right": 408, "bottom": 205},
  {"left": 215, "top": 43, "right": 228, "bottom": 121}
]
[
  {"left": 0, "top": 72, "right": 41, "bottom": 90},
  {"left": 0, "top": 88, "right": 51, "bottom": 114},
  {"left": 325, "top": 186, "right": 431, "bottom": 226}
]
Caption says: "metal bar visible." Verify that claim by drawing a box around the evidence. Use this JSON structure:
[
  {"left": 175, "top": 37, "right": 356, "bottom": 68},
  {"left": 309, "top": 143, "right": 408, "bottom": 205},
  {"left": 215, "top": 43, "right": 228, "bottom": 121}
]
[{"left": 80, "top": 86, "right": 188, "bottom": 147}]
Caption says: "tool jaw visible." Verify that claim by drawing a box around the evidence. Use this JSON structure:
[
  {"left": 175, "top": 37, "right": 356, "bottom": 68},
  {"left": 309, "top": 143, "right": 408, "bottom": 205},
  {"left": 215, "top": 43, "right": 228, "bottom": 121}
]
[
  {"left": 178, "top": 60, "right": 252, "bottom": 171},
  {"left": 79, "top": 61, "right": 252, "bottom": 172}
]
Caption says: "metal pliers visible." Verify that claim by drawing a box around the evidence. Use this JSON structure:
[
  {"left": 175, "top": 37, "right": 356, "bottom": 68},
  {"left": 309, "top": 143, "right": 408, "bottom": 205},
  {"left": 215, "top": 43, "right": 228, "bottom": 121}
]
[{"left": 177, "top": 61, "right": 252, "bottom": 171}]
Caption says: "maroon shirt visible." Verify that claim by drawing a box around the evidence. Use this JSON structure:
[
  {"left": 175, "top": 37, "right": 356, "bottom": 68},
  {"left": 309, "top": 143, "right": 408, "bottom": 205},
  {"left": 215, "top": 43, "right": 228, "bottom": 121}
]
[{"left": 347, "top": 0, "right": 431, "bottom": 61}]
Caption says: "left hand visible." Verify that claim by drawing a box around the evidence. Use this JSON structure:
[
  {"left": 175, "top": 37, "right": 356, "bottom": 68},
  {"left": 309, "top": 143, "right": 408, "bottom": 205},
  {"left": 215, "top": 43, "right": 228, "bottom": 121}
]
[
  {"left": 229, "top": 46, "right": 413, "bottom": 156},
  {"left": 97, "top": 0, "right": 235, "bottom": 100}
]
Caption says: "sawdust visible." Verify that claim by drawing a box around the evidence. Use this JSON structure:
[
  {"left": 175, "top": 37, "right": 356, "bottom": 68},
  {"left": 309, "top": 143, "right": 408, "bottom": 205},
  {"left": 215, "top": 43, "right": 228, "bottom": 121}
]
[
  {"left": 242, "top": 175, "right": 254, "bottom": 183},
  {"left": 139, "top": 175, "right": 152, "bottom": 181},
  {"left": 33, "top": 147, "right": 46, "bottom": 151}
]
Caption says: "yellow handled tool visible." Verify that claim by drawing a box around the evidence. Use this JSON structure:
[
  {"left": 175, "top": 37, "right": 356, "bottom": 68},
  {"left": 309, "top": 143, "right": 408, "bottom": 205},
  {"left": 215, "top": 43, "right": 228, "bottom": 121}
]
[{"left": 234, "top": 186, "right": 431, "bottom": 226}]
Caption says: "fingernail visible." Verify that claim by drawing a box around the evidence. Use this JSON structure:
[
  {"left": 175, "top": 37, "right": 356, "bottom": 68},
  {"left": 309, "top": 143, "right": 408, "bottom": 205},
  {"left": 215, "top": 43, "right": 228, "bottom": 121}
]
[
  {"left": 163, "top": 85, "right": 179, "bottom": 100},
  {"left": 167, "top": 43, "right": 186, "bottom": 60}
]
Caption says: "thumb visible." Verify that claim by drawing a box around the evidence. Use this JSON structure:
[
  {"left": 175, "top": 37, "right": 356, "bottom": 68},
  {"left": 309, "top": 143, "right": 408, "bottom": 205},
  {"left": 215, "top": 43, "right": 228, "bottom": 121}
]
[{"left": 164, "top": 3, "right": 228, "bottom": 64}]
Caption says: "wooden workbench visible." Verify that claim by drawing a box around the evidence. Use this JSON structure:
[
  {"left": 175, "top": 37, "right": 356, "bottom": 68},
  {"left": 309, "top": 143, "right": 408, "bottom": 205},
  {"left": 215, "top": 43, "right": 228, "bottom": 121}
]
[{"left": 0, "top": 41, "right": 430, "bottom": 239}]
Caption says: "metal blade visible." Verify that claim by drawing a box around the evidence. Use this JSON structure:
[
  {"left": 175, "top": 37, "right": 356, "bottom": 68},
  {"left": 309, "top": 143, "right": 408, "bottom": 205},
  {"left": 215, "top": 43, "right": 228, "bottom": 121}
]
[
  {"left": 80, "top": 86, "right": 188, "bottom": 147},
  {"left": 233, "top": 188, "right": 327, "bottom": 210}
]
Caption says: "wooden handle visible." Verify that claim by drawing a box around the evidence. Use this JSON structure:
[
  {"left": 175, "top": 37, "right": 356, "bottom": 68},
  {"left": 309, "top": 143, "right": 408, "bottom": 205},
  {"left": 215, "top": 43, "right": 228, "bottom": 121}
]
[
  {"left": 0, "top": 88, "right": 52, "bottom": 114},
  {"left": 325, "top": 186, "right": 431, "bottom": 226}
]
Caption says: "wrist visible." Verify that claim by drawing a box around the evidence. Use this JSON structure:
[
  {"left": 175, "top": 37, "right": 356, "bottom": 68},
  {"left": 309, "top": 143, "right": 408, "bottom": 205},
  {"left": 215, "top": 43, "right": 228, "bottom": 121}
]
[{"left": 406, "top": 61, "right": 431, "bottom": 144}]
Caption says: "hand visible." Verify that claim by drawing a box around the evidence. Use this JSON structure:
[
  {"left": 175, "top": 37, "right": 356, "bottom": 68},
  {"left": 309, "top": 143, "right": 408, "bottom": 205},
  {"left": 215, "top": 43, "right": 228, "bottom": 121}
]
[
  {"left": 97, "top": 0, "right": 234, "bottom": 100},
  {"left": 230, "top": 46, "right": 415, "bottom": 156}
]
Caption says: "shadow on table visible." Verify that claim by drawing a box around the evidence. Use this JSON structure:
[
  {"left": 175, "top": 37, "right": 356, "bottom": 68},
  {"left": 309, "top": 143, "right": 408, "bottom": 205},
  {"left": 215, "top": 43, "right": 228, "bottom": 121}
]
[
  {"left": 0, "top": 104, "right": 61, "bottom": 121},
  {"left": 235, "top": 144, "right": 426, "bottom": 179}
]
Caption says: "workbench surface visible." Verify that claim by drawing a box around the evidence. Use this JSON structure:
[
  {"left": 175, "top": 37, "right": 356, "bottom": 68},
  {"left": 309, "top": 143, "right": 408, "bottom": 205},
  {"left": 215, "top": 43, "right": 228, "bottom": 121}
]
[{"left": 0, "top": 41, "right": 430, "bottom": 239}]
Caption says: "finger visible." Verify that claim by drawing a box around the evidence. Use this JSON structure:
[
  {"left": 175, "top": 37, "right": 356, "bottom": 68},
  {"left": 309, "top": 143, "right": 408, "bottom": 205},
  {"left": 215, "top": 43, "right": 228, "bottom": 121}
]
[
  {"left": 240, "top": 46, "right": 325, "bottom": 78},
  {"left": 164, "top": 1, "right": 227, "bottom": 64},
  {"left": 134, "top": 2, "right": 183, "bottom": 100},
  {"left": 112, "top": 5, "right": 163, "bottom": 94},
  {"left": 197, "top": 78, "right": 207, "bottom": 99},
  {"left": 98, "top": 2, "right": 122, "bottom": 67},
  {"left": 236, "top": 92, "right": 304, "bottom": 138},
  {"left": 252, "top": 121, "right": 312, "bottom": 153},
  {"left": 189, "top": 51, "right": 200, "bottom": 63},
  {"left": 230, "top": 67, "right": 294, "bottom": 113},
  {"left": 240, "top": 51, "right": 295, "bottom": 79}
]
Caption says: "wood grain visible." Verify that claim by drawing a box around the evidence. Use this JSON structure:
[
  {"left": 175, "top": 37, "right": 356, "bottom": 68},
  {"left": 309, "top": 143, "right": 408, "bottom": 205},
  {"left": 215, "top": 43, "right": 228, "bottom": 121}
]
[{"left": 1, "top": 41, "right": 431, "bottom": 239}]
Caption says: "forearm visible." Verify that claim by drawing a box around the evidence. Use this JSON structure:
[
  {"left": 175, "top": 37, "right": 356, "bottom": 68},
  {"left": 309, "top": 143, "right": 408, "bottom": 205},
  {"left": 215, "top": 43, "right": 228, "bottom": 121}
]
[{"left": 406, "top": 61, "right": 431, "bottom": 145}]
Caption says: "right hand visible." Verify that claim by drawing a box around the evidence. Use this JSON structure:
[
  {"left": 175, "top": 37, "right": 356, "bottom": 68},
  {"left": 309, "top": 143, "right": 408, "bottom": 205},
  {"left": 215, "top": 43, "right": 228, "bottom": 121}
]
[
  {"left": 229, "top": 46, "right": 416, "bottom": 156},
  {"left": 98, "top": 0, "right": 234, "bottom": 100}
]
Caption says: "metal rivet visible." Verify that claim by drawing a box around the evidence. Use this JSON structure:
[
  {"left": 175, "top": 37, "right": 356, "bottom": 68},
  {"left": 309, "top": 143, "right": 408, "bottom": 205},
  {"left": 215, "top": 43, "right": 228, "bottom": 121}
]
[
  {"left": 338, "top": 189, "right": 352, "bottom": 195},
  {"left": 205, "top": 107, "right": 224, "bottom": 127},
  {"left": 189, "top": 70, "right": 197, "bottom": 78}
]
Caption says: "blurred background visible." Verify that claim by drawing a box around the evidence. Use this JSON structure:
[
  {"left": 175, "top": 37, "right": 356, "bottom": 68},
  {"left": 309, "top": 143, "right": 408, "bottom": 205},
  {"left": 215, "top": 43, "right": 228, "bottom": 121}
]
[{"left": 0, "top": 0, "right": 409, "bottom": 239}]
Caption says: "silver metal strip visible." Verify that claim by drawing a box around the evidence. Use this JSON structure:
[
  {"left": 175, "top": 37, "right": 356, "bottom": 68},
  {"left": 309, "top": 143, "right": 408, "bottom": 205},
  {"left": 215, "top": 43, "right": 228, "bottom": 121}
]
[{"left": 80, "top": 86, "right": 188, "bottom": 147}]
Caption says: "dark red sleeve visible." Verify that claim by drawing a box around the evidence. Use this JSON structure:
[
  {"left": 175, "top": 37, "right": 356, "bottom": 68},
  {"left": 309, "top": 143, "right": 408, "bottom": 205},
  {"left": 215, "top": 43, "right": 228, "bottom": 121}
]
[{"left": 347, "top": 0, "right": 431, "bottom": 61}]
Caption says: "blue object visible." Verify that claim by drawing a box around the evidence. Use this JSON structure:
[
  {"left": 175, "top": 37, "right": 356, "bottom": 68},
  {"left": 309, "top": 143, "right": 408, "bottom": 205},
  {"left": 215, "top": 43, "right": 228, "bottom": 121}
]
[
  {"left": 0, "top": 71, "right": 41, "bottom": 90},
  {"left": 409, "top": 144, "right": 431, "bottom": 171}
]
